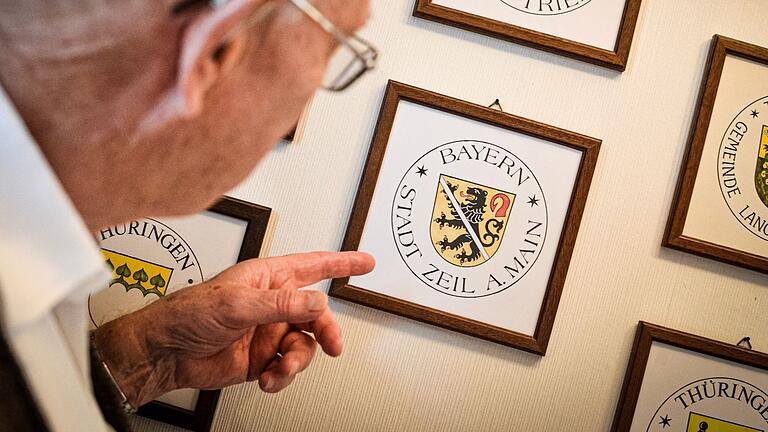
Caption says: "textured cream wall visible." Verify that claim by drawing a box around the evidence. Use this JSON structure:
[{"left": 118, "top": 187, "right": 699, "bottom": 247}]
[{"left": 130, "top": 0, "right": 768, "bottom": 431}]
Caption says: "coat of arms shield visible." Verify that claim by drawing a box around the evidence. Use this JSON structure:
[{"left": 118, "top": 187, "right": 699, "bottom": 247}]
[
  {"left": 754, "top": 125, "right": 768, "bottom": 208},
  {"left": 430, "top": 174, "right": 515, "bottom": 267},
  {"left": 686, "top": 412, "right": 761, "bottom": 432},
  {"left": 102, "top": 248, "right": 173, "bottom": 297}
]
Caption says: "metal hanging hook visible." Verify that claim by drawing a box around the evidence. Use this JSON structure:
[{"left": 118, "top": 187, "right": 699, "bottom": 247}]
[
  {"left": 737, "top": 337, "right": 752, "bottom": 350},
  {"left": 488, "top": 99, "right": 504, "bottom": 112}
]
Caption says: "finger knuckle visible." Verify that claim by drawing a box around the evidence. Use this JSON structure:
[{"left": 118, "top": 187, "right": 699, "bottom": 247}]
[
  {"left": 274, "top": 290, "right": 296, "bottom": 316},
  {"left": 213, "top": 284, "right": 247, "bottom": 321}
]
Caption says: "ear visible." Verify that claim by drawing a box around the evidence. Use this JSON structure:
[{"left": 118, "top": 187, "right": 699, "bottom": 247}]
[{"left": 176, "top": 0, "right": 272, "bottom": 115}]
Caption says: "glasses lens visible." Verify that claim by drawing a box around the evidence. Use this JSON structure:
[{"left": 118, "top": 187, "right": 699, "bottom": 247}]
[{"left": 323, "top": 46, "right": 364, "bottom": 91}]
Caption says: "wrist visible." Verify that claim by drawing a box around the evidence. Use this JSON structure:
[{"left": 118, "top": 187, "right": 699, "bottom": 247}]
[{"left": 93, "top": 310, "right": 176, "bottom": 407}]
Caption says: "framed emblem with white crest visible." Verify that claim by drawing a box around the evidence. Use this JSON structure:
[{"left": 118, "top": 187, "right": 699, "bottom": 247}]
[
  {"left": 330, "top": 80, "right": 600, "bottom": 355},
  {"left": 665, "top": 35, "right": 768, "bottom": 275},
  {"left": 412, "top": 0, "right": 642, "bottom": 70},
  {"left": 611, "top": 322, "right": 768, "bottom": 432},
  {"left": 89, "top": 196, "right": 271, "bottom": 432}
]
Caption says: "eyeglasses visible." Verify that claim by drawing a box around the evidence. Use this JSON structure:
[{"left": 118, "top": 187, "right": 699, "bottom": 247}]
[
  {"left": 217, "top": 0, "right": 378, "bottom": 92},
  {"left": 289, "top": 0, "right": 378, "bottom": 91}
]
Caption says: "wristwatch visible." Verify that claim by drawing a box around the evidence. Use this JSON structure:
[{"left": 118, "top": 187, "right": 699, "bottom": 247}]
[{"left": 89, "top": 332, "right": 137, "bottom": 415}]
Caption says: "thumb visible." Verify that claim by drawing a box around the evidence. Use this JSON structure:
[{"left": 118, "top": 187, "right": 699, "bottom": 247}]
[{"left": 247, "top": 289, "right": 328, "bottom": 326}]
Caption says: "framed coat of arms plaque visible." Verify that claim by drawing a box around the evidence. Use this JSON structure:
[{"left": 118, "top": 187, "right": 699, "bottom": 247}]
[
  {"left": 89, "top": 196, "right": 271, "bottom": 432},
  {"left": 665, "top": 35, "right": 768, "bottom": 275},
  {"left": 330, "top": 80, "right": 600, "bottom": 355},
  {"left": 612, "top": 322, "right": 768, "bottom": 432},
  {"left": 413, "top": 0, "right": 642, "bottom": 70}
]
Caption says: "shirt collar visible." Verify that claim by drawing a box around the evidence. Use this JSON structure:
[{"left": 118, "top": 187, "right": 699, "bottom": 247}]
[{"left": 0, "top": 85, "right": 109, "bottom": 330}]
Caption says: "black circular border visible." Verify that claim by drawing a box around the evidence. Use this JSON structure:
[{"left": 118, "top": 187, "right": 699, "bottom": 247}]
[
  {"left": 390, "top": 139, "right": 549, "bottom": 299},
  {"left": 88, "top": 218, "right": 205, "bottom": 327},
  {"left": 645, "top": 376, "right": 768, "bottom": 432},
  {"left": 499, "top": 0, "right": 592, "bottom": 16},
  {"left": 716, "top": 95, "right": 768, "bottom": 243}
]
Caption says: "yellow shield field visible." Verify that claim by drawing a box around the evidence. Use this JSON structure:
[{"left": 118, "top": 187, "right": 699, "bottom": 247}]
[
  {"left": 754, "top": 125, "right": 768, "bottom": 208},
  {"left": 687, "top": 412, "right": 762, "bottom": 432},
  {"left": 101, "top": 248, "right": 174, "bottom": 297},
  {"left": 430, "top": 174, "right": 515, "bottom": 267}
]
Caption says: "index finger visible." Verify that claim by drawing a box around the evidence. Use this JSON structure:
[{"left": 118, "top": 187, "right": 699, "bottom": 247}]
[{"left": 266, "top": 251, "right": 375, "bottom": 290}]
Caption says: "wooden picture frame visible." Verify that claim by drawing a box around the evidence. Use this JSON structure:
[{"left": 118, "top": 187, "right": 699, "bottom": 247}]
[
  {"left": 90, "top": 196, "right": 271, "bottom": 432},
  {"left": 284, "top": 127, "right": 296, "bottom": 143},
  {"left": 285, "top": 102, "right": 312, "bottom": 143},
  {"left": 209, "top": 196, "right": 273, "bottom": 264},
  {"left": 664, "top": 35, "right": 768, "bottom": 275},
  {"left": 330, "top": 80, "right": 600, "bottom": 355},
  {"left": 137, "top": 196, "right": 271, "bottom": 432},
  {"left": 137, "top": 390, "right": 222, "bottom": 432},
  {"left": 413, "top": 0, "right": 642, "bottom": 71},
  {"left": 611, "top": 322, "right": 768, "bottom": 431}
]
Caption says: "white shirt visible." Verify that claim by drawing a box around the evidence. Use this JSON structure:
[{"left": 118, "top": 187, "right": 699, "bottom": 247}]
[{"left": 0, "top": 85, "right": 112, "bottom": 431}]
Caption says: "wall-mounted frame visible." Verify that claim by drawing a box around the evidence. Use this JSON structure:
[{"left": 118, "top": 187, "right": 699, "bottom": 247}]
[
  {"left": 285, "top": 102, "right": 313, "bottom": 143},
  {"left": 284, "top": 127, "right": 296, "bottom": 142},
  {"left": 330, "top": 80, "right": 600, "bottom": 355},
  {"left": 413, "top": 0, "right": 642, "bottom": 71},
  {"left": 89, "top": 196, "right": 271, "bottom": 432},
  {"left": 665, "top": 35, "right": 768, "bottom": 275},
  {"left": 612, "top": 322, "right": 768, "bottom": 432}
]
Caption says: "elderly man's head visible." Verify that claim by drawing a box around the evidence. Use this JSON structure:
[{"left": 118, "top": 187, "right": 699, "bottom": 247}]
[{"left": 0, "top": 0, "right": 369, "bottom": 229}]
